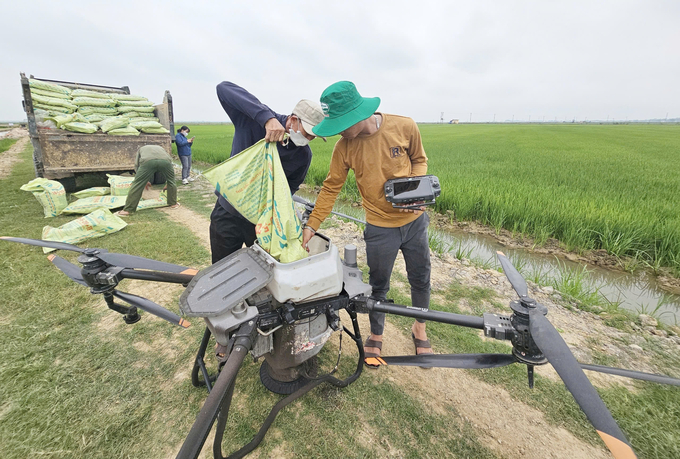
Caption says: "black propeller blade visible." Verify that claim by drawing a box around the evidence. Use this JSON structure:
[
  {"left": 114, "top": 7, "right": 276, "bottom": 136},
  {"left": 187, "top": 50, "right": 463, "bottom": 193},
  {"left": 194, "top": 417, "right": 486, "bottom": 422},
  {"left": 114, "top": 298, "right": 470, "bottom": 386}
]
[
  {"left": 496, "top": 251, "right": 528, "bottom": 298},
  {"left": 528, "top": 307, "right": 636, "bottom": 458},
  {"left": 112, "top": 290, "right": 190, "bottom": 328},
  {"left": 97, "top": 252, "right": 197, "bottom": 274},
  {"left": 379, "top": 353, "right": 517, "bottom": 369},
  {"left": 2, "top": 236, "right": 197, "bottom": 274},
  {"left": 581, "top": 364, "right": 680, "bottom": 386},
  {"left": 1, "top": 236, "right": 85, "bottom": 253},
  {"left": 47, "top": 255, "right": 87, "bottom": 286}
]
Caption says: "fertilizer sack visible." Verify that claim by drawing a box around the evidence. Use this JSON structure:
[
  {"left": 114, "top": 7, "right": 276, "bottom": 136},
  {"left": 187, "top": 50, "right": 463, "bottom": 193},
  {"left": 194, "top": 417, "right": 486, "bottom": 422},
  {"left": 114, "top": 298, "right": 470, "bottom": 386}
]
[
  {"left": 116, "top": 99, "right": 154, "bottom": 107},
  {"left": 62, "top": 122, "right": 98, "bottom": 134},
  {"left": 100, "top": 116, "right": 129, "bottom": 133},
  {"left": 204, "top": 139, "right": 307, "bottom": 263},
  {"left": 60, "top": 196, "right": 126, "bottom": 214},
  {"left": 140, "top": 126, "right": 170, "bottom": 134},
  {"left": 29, "top": 79, "right": 72, "bottom": 95},
  {"left": 71, "top": 89, "right": 111, "bottom": 99},
  {"left": 33, "top": 103, "right": 74, "bottom": 114},
  {"left": 72, "top": 97, "right": 117, "bottom": 108},
  {"left": 137, "top": 190, "right": 168, "bottom": 210},
  {"left": 31, "top": 93, "right": 78, "bottom": 110},
  {"left": 107, "top": 174, "right": 135, "bottom": 196},
  {"left": 78, "top": 106, "right": 119, "bottom": 116},
  {"left": 30, "top": 88, "right": 71, "bottom": 100},
  {"left": 41, "top": 208, "right": 127, "bottom": 253},
  {"left": 118, "top": 105, "right": 155, "bottom": 113},
  {"left": 20, "top": 178, "right": 68, "bottom": 218},
  {"left": 107, "top": 125, "right": 140, "bottom": 136},
  {"left": 109, "top": 93, "right": 148, "bottom": 102},
  {"left": 47, "top": 113, "right": 76, "bottom": 128},
  {"left": 72, "top": 187, "right": 110, "bottom": 198}
]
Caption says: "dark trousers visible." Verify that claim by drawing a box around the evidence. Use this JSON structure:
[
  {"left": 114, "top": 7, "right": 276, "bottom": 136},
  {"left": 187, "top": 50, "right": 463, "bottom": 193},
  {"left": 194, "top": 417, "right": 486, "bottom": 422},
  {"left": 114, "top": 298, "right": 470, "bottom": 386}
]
[
  {"left": 123, "top": 159, "right": 177, "bottom": 213},
  {"left": 179, "top": 155, "right": 192, "bottom": 180},
  {"left": 364, "top": 213, "right": 431, "bottom": 336},
  {"left": 209, "top": 200, "right": 257, "bottom": 264}
]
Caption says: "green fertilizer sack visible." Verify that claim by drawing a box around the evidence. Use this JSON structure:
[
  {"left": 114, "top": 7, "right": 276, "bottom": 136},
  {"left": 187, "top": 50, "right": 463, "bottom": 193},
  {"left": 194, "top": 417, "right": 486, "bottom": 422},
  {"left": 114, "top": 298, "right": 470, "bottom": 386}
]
[
  {"left": 107, "top": 174, "right": 135, "bottom": 196},
  {"left": 129, "top": 116, "right": 160, "bottom": 123},
  {"left": 127, "top": 111, "right": 157, "bottom": 118},
  {"left": 72, "top": 97, "right": 117, "bottom": 108},
  {"left": 117, "top": 105, "right": 155, "bottom": 113},
  {"left": 137, "top": 190, "right": 167, "bottom": 210},
  {"left": 140, "top": 127, "right": 170, "bottom": 134},
  {"left": 109, "top": 93, "right": 148, "bottom": 101},
  {"left": 84, "top": 114, "right": 106, "bottom": 123},
  {"left": 72, "top": 187, "right": 110, "bottom": 198},
  {"left": 116, "top": 99, "right": 154, "bottom": 107},
  {"left": 31, "top": 93, "right": 78, "bottom": 110},
  {"left": 78, "top": 106, "right": 119, "bottom": 116},
  {"left": 29, "top": 79, "right": 72, "bottom": 95},
  {"left": 62, "top": 122, "right": 98, "bottom": 134},
  {"left": 30, "top": 88, "right": 71, "bottom": 100},
  {"left": 204, "top": 139, "right": 307, "bottom": 263},
  {"left": 20, "top": 178, "right": 69, "bottom": 218},
  {"left": 41, "top": 208, "right": 127, "bottom": 253},
  {"left": 130, "top": 120, "right": 163, "bottom": 130},
  {"left": 60, "top": 196, "right": 126, "bottom": 214},
  {"left": 107, "top": 125, "right": 140, "bottom": 136},
  {"left": 47, "top": 113, "right": 76, "bottom": 128},
  {"left": 33, "top": 102, "right": 74, "bottom": 114},
  {"left": 100, "top": 116, "right": 129, "bottom": 133},
  {"left": 71, "top": 89, "right": 111, "bottom": 99}
]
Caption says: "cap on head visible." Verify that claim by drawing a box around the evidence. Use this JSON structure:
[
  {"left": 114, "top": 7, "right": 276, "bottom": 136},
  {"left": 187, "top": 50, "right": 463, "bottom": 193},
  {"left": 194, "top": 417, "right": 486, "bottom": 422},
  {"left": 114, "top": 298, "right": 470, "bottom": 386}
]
[
  {"left": 312, "top": 81, "right": 380, "bottom": 137},
  {"left": 292, "top": 100, "right": 327, "bottom": 141}
]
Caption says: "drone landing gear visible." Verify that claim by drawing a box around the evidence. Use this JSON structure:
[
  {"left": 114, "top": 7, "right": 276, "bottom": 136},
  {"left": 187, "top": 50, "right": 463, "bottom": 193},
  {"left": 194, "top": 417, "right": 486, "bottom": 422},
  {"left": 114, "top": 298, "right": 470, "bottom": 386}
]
[
  {"left": 259, "top": 357, "right": 318, "bottom": 395},
  {"left": 191, "top": 327, "right": 218, "bottom": 392}
]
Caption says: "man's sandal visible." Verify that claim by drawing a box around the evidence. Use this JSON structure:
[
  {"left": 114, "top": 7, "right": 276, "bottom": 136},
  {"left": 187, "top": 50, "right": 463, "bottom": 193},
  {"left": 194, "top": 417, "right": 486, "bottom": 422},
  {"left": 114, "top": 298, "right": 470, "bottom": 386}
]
[
  {"left": 363, "top": 338, "right": 384, "bottom": 369},
  {"left": 412, "top": 333, "right": 433, "bottom": 370}
]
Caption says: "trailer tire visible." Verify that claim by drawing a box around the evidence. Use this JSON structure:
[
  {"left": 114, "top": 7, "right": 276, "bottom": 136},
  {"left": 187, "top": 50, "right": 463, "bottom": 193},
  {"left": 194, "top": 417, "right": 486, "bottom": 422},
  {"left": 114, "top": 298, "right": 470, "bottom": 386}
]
[{"left": 57, "top": 177, "right": 77, "bottom": 192}]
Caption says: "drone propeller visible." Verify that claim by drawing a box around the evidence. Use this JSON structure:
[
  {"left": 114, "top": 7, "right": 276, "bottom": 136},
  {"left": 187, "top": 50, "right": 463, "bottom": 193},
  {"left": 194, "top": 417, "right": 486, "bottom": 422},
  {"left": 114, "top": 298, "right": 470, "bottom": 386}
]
[
  {"left": 0, "top": 236, "right": 85, "bottom": 253},
  {"left": 496, "top": 251, "right": 637, "bottom": 459},
  {"left": 379, "top": 353, "right": 517, "bottom": 369},
  {"left": 112, "top": 290, "right": 190, "bottom": 328},
  {"left": 47, "top": 255, "right": 87, "bottom": 286},
  {"left": 2, "top": 236, "right": 197, "bottom": 274},
  {"left": 580, "top": 364, "right": 680, "bottom": 386}
]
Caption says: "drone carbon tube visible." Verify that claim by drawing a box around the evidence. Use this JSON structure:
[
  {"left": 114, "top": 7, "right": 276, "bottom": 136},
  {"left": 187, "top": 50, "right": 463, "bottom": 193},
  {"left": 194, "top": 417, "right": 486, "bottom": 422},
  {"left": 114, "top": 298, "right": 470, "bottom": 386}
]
[{"left": 378, "top": 353, "right": 517, "bottom": 369}]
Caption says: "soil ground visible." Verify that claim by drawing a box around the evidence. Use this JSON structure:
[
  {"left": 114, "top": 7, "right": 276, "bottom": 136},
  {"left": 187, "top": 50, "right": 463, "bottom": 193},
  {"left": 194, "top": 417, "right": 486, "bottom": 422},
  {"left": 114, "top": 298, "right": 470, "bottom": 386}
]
[{"left": 154, "top": 183, "right": 677, "bottom": 458}]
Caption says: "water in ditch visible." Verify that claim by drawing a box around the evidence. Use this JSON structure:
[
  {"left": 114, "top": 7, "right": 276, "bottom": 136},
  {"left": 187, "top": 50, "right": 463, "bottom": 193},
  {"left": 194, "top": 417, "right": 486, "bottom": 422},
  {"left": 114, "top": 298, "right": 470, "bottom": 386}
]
[{"left": 296, "top": 190, "right": 680, "bottom": 325}]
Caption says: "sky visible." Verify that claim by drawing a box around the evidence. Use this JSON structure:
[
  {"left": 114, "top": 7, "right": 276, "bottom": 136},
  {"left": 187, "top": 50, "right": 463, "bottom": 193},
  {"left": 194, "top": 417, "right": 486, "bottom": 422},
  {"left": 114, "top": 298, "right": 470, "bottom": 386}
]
[{"left": 1, "top": 1, "right": 678, "bottom": 123}]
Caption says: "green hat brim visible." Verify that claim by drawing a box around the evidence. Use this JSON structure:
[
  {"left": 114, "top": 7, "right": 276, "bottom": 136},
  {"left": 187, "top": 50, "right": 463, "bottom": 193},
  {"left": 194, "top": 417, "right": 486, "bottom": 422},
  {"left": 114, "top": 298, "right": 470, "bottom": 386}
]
[{"left": 312, "top": 97, "right": 381, "bottom": 137}]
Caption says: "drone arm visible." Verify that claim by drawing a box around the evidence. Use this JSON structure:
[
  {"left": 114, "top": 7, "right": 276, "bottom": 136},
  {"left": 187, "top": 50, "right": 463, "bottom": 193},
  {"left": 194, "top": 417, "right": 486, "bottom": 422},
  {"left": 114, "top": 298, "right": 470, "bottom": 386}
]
[
  {"left": 175, "top": 320, "right": 257, "bottom": 459},
  {"left": 120, "top": 268, "right": 195, "bottom": 285},
  {"left": 354, "top": 297, "right": 485, "bottom": 330}
]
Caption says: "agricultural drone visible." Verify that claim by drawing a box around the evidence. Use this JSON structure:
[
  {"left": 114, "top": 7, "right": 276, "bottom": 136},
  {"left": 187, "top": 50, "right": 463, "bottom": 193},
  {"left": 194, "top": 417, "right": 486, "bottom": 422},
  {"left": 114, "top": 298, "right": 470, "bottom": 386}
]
[{"left": 2, "top": 199, "right": 679, "bottom": 459}]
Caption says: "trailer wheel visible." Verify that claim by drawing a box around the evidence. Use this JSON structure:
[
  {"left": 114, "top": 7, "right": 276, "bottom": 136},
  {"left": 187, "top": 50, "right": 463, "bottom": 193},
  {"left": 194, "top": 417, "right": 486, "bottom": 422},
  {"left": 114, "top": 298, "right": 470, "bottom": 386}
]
[{"left": 58, "top": 177, "right": 77, "bottom": 192}]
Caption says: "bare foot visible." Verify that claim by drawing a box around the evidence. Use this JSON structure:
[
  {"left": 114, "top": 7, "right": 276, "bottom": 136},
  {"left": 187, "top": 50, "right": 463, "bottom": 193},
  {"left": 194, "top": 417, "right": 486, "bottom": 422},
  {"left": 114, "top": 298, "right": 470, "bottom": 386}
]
[
  {"left": 115, "top": 210, "right": 130, "bottom": 217},
  {"left": 168, "top": 203, "right": 181, "bottom": 209}
]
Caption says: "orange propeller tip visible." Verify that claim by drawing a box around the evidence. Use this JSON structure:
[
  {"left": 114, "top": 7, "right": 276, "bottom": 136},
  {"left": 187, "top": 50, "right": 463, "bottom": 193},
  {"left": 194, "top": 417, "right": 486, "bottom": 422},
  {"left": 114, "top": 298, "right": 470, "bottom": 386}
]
[
  {"left": 497, "top": 251, "right": 505, "bottom": 256},
  {"left": 181, "top": 268, "right": 199, "bottom": 276},
  {"left": 179, "top": 318, "right": 191, "bottom": 328},
  {"left": 47, "top": 254, "right": 55, "bottom": 261}
]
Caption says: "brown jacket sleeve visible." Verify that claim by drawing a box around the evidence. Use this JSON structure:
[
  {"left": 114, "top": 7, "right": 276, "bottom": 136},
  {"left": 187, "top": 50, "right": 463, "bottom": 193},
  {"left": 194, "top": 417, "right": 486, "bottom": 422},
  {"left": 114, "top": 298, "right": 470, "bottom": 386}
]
[
  {"left": 408, "top": 120, "right": 428, "bottom": 176},
  {"left": 306, "top": 142, "right": 350, "bottom": 231}
]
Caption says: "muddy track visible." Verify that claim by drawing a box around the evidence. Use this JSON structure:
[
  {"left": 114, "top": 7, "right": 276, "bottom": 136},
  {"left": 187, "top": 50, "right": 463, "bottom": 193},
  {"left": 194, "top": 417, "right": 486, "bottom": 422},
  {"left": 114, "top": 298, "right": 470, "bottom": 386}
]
[
  {"left": 0, "top": 129, "right": 30, "bottom": 179},
  {"left": 160, "top": 198, "right": 611, "bottom": 458}
]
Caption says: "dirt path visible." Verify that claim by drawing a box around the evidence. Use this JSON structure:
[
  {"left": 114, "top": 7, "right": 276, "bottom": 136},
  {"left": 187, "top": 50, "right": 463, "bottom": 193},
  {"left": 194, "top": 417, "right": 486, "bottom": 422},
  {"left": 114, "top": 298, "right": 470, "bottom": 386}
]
[
  {"left": 160, "top": 197, "right": 611, "bottom": 458},
  {"left": 0, "top": 128, "right": 29, "bottom": 179}
]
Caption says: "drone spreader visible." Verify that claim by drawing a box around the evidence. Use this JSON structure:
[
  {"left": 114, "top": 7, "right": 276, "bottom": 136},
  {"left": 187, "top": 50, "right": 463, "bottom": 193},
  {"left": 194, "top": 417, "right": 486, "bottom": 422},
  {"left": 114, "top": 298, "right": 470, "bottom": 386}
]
[{"left": 2, "top": 232, "right": 679, "bottom": 459}]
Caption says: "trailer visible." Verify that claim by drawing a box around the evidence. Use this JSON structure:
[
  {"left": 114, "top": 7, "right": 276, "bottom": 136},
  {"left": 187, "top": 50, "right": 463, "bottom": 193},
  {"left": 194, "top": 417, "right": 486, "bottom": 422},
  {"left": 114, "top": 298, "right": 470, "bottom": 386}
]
[{"left": 20, "top": 72, "right": 175, "bottom": 191}]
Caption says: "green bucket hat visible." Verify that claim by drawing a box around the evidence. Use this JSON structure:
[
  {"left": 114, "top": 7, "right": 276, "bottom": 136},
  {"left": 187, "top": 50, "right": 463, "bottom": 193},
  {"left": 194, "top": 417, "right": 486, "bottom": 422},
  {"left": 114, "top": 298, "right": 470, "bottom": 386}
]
[{"left": 312, "top": 81, "right": 380, "bottom": 137}]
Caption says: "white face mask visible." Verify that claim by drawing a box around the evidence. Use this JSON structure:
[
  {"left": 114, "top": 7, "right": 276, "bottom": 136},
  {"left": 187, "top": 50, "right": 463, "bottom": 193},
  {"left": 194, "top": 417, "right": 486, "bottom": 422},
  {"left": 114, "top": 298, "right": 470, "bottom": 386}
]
[
  {"left": 182, "top": 131, "right": 188, "bottom": 137},
  {"left": 288, "top": 117, "right": 310, "bottom": 147}
]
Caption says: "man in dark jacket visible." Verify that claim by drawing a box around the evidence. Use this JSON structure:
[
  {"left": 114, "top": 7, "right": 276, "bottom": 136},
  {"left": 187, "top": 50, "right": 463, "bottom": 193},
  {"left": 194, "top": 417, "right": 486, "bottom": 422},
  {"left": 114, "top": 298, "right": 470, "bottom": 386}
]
[
  {"left": 175, "top": 125, "right": 194, "bottom": 184},
  {"left": 209, "top": 81, "right": 325, "bottom": 264}
]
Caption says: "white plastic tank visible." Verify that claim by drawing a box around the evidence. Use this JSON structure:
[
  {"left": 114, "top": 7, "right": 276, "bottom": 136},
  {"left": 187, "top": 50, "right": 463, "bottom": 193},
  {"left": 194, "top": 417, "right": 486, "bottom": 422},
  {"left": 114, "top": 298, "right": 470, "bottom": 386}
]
[{"left": 252, "top": 233, "right": 344, "bottom": 303}]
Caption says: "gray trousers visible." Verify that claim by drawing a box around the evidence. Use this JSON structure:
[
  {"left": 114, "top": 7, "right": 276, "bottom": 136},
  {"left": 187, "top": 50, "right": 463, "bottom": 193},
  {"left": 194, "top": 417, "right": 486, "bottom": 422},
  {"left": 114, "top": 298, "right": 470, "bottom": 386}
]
[
  {"left": 364, "top": 213, "right": 431, "bottom": 336},
  {"left": 179, "top": 155, "right": 192, "bottom": 180}
]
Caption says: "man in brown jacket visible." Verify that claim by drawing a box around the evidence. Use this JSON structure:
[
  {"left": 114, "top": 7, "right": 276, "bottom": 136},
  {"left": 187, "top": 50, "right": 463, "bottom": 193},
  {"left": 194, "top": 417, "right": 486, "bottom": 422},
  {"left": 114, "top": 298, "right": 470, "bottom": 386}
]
[{"left": 302, "top": 81, "right": 433, "bottom": 368}]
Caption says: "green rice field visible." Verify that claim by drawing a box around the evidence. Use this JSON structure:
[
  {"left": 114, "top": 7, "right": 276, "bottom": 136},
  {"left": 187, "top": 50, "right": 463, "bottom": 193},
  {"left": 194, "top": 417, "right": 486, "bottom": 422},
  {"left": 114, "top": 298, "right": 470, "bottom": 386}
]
[{"left": 180, "top": 123, "right": 680, "bottom": 275}]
